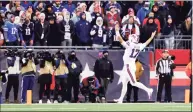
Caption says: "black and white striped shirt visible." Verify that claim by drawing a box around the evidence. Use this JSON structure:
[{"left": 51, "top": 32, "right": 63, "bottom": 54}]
[{"left": 156, "top": 58, "right": 174, "bottom": 74}]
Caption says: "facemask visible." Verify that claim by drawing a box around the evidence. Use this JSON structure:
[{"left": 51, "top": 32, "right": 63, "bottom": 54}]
[
  {"left": 70, "top": 55, "right": 76, "bottom": 59},
  {"left": 103, "top": 55, "right": 108, "bottom": 59}
]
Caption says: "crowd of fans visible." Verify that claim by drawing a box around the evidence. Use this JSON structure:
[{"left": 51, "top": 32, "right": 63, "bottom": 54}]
[{"left": 0, "top": 1, "right": 192, "bottom": 49}]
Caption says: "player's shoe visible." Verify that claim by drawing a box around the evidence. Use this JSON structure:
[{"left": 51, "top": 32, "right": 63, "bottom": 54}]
[
  {"left": 39, "top": 100, "right": 42, "bottom": 104},
  {"left": 54, "top": 100, "right": 58, "bottom": 104},
  {"left": 148, "top": 88, "right": 153, "bottom": 99},
  {"left": 47, "top": 99, "right": 51, "bottom": 104},
  {"left": 63, "top": 101, "right": 69, "bottom": 103},
  {"left": 113, "top": 99, "right": 123, "bottom": 103}
]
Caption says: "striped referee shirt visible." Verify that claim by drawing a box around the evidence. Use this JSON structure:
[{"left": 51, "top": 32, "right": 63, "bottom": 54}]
[{"left": 156, "top": 58, "right": 173, "bottom": 75}]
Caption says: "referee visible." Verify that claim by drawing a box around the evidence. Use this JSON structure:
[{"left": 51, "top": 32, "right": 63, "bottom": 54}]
[{"left": 156, "top": 50, "right": 176, "bottom": 103}]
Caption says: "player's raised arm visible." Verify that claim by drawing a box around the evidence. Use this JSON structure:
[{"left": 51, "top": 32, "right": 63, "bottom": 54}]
[{"left": 144, "top": 31, "right": 157, "bottom": 46}]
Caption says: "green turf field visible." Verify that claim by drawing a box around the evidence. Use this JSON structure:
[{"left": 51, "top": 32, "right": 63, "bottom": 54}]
[{"left": 0, "top": 103, "right": 192, "bottom": 111}]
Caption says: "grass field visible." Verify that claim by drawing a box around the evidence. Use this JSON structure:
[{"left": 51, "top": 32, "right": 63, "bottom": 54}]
[{"left": 0, "top": 103, "right": 192, "bottom": 111}]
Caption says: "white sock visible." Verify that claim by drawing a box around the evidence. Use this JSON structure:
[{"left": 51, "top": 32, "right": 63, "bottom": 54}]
[{"left": 118, "top": 80, "right": 128, "bottom": 101}]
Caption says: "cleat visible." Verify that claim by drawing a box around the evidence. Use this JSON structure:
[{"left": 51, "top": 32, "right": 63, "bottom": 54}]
[
  {"left": 39, "top": 100, "right": 42, "bottom": 104},
  {"left": 47, "top": 99, "right": 51, "bottom": 104},
  {"left": 148, "top": 88, "right": 153, "bottom": 100},
  {"left": 54, "top": 100, "right": 58, "bottom": 104}
]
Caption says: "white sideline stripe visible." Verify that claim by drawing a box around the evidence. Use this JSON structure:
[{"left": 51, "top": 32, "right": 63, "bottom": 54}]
[
  {"left": 1, "top": 103, "right": 191, "bottom": 105},
  {"left": 1, "top": 108, "right": 87, "bottom": 110},
  {"left": 150, "top": 71, "right": 189, "bottom": 79}
]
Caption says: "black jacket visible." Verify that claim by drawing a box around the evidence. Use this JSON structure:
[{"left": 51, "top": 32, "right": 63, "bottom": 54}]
[
  {"left": 181, "top": 22, "right": 192, "bottom": 36},
  {"left": 47, "top": 22, "right": 61, "bottom": 46},
  {"left": 67, "top": 57, "right": 83, "bottom": 76},
  {"left": 34, "top": 21, "right": 49, "bottom": 43},
  {"left": 94, "top": 58, "right": 114, "bottom": 80},
  {"left": 140, "top": 19, "right": 157, "bottom": 43},
  {"left": 58, "top": 20, "right": 75, "bottom": 41}
]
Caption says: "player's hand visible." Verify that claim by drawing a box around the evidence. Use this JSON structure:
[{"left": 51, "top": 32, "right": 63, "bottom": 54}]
[{"left": 151, "top": 31, "right": 157, "bottom": 38}]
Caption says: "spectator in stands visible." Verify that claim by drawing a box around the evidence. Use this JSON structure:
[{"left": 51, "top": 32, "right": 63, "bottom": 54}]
[
  {"left": 59, "top": 11, "right": 74, "bottom": 46},
  {"left": 53, "top": 0, "right": 64, "bottom": 16},
  {"left": 90, "top": 17, "right": 107, "bottom": 47},
  {"left": 181, "top": 16, "right": 192, "bottom": 49},
  {"left": 75, "top": 12, "right": 91, "bottom": 46},
  {"left": 67, "top": 51, "right": 83, "bottom": 103},
  {"left": 122, "top": 16, "right": 140, "bottom": 41},
  {"left": 0, "top": 2, "right": 7, "bottom": 13},
  {"left": 0, "top": 14, "right": 4, "bottom": 46},
  {"left": 5, "top": 1, "right": 14, "bottom": 12},
  {"left": 105, "top": 5, "right": 121, "bottom": 29},
  {"left": 134, "top": 0, "right": 144, "bottom": 13},
  {"left": 126, "top": 59, "right": 144, "bottom": 103},
  {"left": 33, "top": 10, "right": 41, "bottom": 23},
  {"left": 21, "top": 1, "right": 33, "bottom": 10},
  {"left": 109, "top": 22, "right": 123, "bottom": 47},
  {"left": 33, "top": 1, "right": 46, "bottom": 12},
  {"left": 91, "top": 4, "right": 103, "bottom": 27},
  {"left": 140, "top": 17, "right": 157, "bottom": 49},
  {"left": 35, "top": 2, "right": 45, "bottom": 13},
  {"left": 122, "top": 8, "right": 140, "bottom": 26},
  {"left": 137, "top": 2, "right": 150, "bottom": 24},
  {"left": 79, "top": 3, "right": 92, "bottom": 23},
  {"left": 143, "top": 12, "right": 161, "bottom": 33},
  {"left": 63, "top": 0, "right": 76, "bottom": 16},
  {"left": 0, "top": 29, "right": 4, "bottom": 46},
  {"left": 12, "top": 3, "right": 25, "bottom": 17},
  {"left": 71, "top": 7, "right": 81, "bottom": 24},
  {"left": 162, "top": 15, "right": 176, "bottom": 49},
  {"left": 153, "top": 2, "right": 168, "bottom": 30},
  {"left": 44, "top": 4, "right": 56, "bottom": 21},
  {"left": 34, "top": 13, "right": 49, "bottom": 46},
  {"left": 105, "top": 0, "right": 122, "bottom": 15},
  {"left": 3, "top": 14, "right": 20, "bottom": 46},
  {"left": 47, "top": 16, "right": 61, "bottom": 46},
  {"left": 89, "top": 1, "right": 101, "bottom": 14},
  {"left": 181, "top": 16, "right": 192, "bottom": 36},
  {"left": 25, "top": 6, "right": 35, "bottom": 21},
  {"left": 20, "top": 13, "right": 34, "bottom": 46}
]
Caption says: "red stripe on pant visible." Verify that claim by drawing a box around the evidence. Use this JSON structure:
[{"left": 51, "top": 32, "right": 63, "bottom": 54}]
[{"left": 126, "top": 64, "right": 135, "bottom": 83}]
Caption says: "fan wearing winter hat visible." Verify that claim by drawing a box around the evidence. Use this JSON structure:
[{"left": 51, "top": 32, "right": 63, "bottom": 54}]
[
  {"left": 162, "top": 15, "right": 176, "bottom": 49},
  {"left": 3, "top": 14, "right": 20, "bottom": 46},
  {"left": 122, "top": 8, "right": 141, "bottom": 26},
  {"left": 90, "top": 16, "right": 107, "bottom": 48}
]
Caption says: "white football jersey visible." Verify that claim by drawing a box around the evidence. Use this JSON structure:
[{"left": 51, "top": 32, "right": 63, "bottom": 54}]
[{"left": 122, "top": 41, "right": 146, "bottom": 65}]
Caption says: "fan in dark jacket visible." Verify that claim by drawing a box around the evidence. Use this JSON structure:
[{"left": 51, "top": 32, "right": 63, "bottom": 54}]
[
  {"left": 66, "top": 51, "right": 83, "bottom": 103},
  {"left": 181, "top": 16, "right": 192, "bottom": 49},
  {"left": 140, "top": 17, "right": 157, "bottom": 49},
  {"left": 75, "top": 12, "right": 91, "bottom": 46},
  {"left": 59, "top": 11, "right": 74, "bottom": 46},
  {"left": 94, "top": 51, "right": 114, "bottom": 101},
  {"left": 44, "top": 4, "right": 56, "bottom": 22},
  {"left": 34, "top": 13, "right": 49, "bottom": 46},
  {"left": 162, "top": 15, "right": 176, "bottom": 49},
  {"left": 47, "top": 16, "right": 61, "bottom": 46}
]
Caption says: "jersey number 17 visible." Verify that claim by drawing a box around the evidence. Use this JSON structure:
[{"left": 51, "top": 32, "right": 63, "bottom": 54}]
[{"left": 130, "top": 49, "right": 140, "bottom": 58}]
